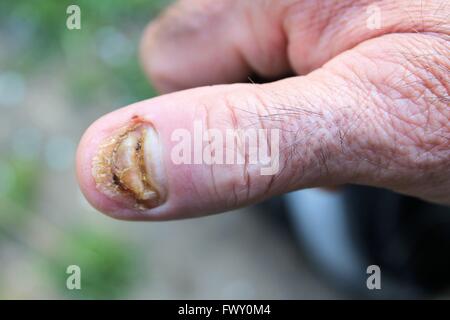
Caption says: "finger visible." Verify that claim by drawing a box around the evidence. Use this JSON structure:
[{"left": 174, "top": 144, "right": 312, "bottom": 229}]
[
  {"left": 140, "top": 0, "right": 291, "bottom": 93},
  {"left": 77, "top": 31, "right": 450, "bottom": 220},
  {"left": 140, "top": 0, "right": 448, "bottom": 93}
]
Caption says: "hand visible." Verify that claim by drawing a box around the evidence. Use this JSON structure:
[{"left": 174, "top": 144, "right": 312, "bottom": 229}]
[{"left": 76, "top": 0, "right": 449, "bottom": 220}]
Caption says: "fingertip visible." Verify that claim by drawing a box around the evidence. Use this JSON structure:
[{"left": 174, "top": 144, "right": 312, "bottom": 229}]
[
  {"left": 76, "top": 116, "right": 125, "bottom": 219},
  {"left": 76, "top": 99, "right": 195, "bottom": 221},
  {"left": 75, "top": 111, "right": 159, "bottom": 221}
]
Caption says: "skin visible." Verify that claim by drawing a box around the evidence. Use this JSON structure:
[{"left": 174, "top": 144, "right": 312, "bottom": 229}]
[{"left": 76, "top": 0, "right": 450, "bottom": 220}]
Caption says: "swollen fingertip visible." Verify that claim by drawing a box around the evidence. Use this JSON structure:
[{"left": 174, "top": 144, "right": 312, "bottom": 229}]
[{"left": 92, "top": 117, "right": 167, "bottom": 210}]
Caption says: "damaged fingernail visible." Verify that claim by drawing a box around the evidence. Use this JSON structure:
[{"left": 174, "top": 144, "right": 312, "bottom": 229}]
[{"left": 92, "top": 118, "right": 166, "bottom": 210}]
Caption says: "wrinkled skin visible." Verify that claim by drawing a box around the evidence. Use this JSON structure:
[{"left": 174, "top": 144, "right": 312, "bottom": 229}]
[{"left": 77, "top": 0, "right": 449, "bottom": 220}]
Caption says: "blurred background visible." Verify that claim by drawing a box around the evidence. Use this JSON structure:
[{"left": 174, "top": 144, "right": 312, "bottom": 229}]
[
  {"left": 1, "top": 0, "right": 449, "bottom": 300},
  {"left": 0, "top": 0, "right": 341, "bottom": 299}
]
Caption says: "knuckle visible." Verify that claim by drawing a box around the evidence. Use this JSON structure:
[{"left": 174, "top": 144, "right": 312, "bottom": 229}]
[
  {"left": 360, "top": 35, "right": 450, "bottom": 173},
  {"left": 140, "top": 0, "right": 235, "bottom": 93},
  {"left": 202, "top": 88, "right": 282, "bottom": 205},
  {"left": 139, "top": 23, "right": 175, "bottom": 92},
  {"left": 163, "top": 0, "right": 232, "bottom": 36}
]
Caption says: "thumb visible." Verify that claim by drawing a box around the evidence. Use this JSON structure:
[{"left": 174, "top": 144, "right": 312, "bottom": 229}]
[
  {"left": 76, "top": 84, "right": 342, "bottom": 220},
  {"left": 77, "top": 76, "right": 353, "bottom": 220},
  {"left": 76, "top": 35, "right": 449, "bottom": 220}
]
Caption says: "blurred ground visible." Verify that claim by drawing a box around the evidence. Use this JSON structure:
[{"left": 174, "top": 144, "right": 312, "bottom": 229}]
[
  {"left": 0, "top": 0, "right": 343, "bottom": 299},
  {"left": 94, "top": 206, "right": 342, "bottom": 299}
]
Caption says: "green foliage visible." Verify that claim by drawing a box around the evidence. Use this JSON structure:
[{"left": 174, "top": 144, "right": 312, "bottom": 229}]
[
  {"left": 0, "top": 0, "right": 168, "bottom": 66},
  {"left": 3, "top": 159, "right": 39, "bottom": 206},
  {"left": 0, "top": 1, "right": 165, "bottom": 298},
  {"left": 43, "top": 226, "right": 141, "bottom": 299},
  {"left": 0, "top": 0, "right": 168, "bottom": 105},
  {"left": 0, "top": 158, "right": 40, "bottom": 227}
]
